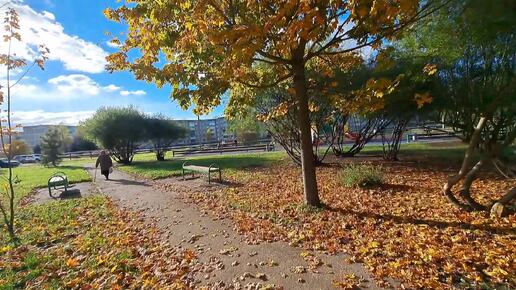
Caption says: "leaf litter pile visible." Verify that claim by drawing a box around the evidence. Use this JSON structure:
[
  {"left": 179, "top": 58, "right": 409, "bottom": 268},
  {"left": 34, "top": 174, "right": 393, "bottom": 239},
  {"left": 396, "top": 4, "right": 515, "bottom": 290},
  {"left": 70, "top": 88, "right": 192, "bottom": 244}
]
[
  {"left": 1, "top": 195, "right": 198, "bottom": 289},
  {"left": 180, "top": 161, "right": 515, "bottom": 289}
]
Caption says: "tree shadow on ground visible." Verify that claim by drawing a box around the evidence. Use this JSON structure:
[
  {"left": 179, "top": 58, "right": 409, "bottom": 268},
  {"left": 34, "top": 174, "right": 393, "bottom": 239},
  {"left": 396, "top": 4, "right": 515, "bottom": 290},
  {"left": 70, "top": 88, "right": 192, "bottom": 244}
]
[
  {"left": 50, "top": 165, "right": 86, "bottom": 170},
  {"left": 325, "top": 206, "right": 516, "bottom": 235},
  {"left": 179, "top": 175, "right": 242, "bottom": 187},
  {"left": 378, "top": 183, "right": 413, "bottom": 191},
  {"left": 109, "top": 178, "right": 151, "bottom": 187},
  {"left": 56, "top": 188, "right": 82, "bottom": 199}
]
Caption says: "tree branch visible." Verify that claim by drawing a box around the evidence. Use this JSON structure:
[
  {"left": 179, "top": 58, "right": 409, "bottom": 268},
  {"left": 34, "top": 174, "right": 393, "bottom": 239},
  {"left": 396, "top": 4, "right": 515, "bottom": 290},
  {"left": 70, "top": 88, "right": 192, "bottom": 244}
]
[{"left": 236, "top": 72, "right": 292, "bottom": 89}]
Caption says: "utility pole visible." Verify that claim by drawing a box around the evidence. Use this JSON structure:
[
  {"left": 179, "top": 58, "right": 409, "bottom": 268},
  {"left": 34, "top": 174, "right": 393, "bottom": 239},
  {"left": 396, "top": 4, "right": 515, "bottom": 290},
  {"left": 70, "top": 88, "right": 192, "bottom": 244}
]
[{"left": 197, "top": 114, "right": 202, "bottom": 148}]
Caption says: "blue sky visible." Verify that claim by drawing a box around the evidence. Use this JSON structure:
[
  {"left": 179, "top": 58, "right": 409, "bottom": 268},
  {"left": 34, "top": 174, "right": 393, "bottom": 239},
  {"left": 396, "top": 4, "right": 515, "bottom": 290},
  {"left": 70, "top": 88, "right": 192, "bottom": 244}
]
[{"left": 3, "top": 0, "right": 226, "bottom": 126}]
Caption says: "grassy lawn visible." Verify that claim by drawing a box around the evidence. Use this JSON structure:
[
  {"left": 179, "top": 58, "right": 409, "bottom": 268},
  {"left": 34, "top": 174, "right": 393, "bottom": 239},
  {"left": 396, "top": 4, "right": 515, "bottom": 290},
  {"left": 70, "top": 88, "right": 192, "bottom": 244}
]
[
  {"left": 0, "top": 195, "right": 194, "bottom": 288},
  {"left": 361, "top": 142, "right": 515, "bottom": 165},
  {"left": 119, "top": 151, "right": 286, "bottom": 179},
  {"left": 1, "top": 164, "right": 91, "bottom": 201},
  {"left": 118, "top": 143, "right": 473, "bottom": 180},
  {"left": 60, "top": 157, "right": 96, "bottom": 167},
  {"left": 0, "top": 161, "right": 194, "bottom": 288}
]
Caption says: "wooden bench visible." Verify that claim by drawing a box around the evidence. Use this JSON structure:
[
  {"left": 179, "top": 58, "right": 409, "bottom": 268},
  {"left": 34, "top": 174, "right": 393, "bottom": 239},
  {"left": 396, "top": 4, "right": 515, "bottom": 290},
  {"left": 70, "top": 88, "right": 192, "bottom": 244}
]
[
  {"left": 182, "top": 161, "right": 222, "bottom": 184},
  {"left": 48, "top": 172, "right": 73, "bottom": 197}
]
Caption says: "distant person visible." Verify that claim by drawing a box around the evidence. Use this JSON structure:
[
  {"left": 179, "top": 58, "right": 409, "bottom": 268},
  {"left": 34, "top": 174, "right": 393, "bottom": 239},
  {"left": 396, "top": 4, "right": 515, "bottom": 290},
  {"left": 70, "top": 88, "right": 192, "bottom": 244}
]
[
  {"left": 234, "top": 139, "right": 238, "bottom": 147},
  {"left": 95, "top": 150, "right": 113, "bottom": 180}
]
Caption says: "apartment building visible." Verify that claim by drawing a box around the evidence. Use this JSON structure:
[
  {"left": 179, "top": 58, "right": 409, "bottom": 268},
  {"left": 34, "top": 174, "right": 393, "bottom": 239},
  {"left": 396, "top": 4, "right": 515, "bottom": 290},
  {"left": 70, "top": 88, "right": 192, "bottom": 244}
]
[{"left": 19, "top": 125, "right": 77, "bottom": 148}]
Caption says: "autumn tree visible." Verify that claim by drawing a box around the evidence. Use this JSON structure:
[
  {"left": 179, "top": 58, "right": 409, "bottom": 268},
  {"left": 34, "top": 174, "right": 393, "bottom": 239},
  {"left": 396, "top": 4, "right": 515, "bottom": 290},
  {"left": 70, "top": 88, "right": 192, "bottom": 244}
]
[
  {"left": 105, "top": 0, "right": 444, "bottom": 206},
  {"left": 397, "top": 0, "right": 515, "bottom": 214},
  {"left": 5, "top": 139, "right": 32, "bottom": 157},
  {"left": 235, "top": 82, "right": 338, "bottom": 166},
  {"left": 229, "top": 56, "right": 364, "bottom": 165},
  {"left": 0, "top": 6, "right": 48, "bottom": 239},
  {"left": 330, "top": 64, "right": 399, "bottom": 158},
  {"left": 372, "top": 49, "right": 437, "bottom": 161}
]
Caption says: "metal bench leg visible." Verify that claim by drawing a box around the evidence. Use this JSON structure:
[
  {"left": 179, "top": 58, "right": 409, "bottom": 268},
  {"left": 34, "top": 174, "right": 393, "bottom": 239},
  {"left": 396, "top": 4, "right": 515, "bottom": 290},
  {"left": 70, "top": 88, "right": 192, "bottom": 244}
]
[
  {"left": 208, "top": 171, "right": 211, "bottom": 184},
  {"left": 182, "top": 168, "right": 185, "bottom": 180},
  {"left": 219, "top": 170, "right": 222, "bottom": 183}
]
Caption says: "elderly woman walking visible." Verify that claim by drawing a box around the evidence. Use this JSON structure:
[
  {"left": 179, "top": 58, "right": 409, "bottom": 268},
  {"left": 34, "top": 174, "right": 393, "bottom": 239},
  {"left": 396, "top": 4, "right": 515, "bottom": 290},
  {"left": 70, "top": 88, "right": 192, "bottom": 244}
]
[{"left": 95, "top": 150, "right": 113, "bottom": 180}]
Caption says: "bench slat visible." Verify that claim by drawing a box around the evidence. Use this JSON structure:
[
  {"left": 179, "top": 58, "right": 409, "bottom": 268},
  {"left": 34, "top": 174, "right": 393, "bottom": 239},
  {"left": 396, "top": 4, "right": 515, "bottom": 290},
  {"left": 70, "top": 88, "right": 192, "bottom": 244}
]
[{"left": 183, "top": 165, "right": 219, "bottom": 172}]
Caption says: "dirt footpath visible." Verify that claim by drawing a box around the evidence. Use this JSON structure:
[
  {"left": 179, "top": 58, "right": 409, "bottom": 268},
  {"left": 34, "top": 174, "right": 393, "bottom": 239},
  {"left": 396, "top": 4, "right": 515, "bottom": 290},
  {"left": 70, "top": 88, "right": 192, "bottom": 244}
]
[{"left": 86, "top": 166, "right": 383, "bottom": 290}]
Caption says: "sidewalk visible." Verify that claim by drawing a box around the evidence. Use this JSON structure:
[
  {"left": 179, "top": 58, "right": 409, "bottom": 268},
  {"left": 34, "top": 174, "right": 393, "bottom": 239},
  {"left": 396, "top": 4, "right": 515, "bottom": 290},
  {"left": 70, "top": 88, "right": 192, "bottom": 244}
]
[{"left": 86, "top": 166, "right": 382, "bottom": 289}]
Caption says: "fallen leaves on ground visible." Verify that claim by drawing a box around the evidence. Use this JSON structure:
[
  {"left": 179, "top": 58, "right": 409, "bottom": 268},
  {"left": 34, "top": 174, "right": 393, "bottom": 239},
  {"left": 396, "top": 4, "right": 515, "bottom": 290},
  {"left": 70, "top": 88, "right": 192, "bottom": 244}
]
[
  {"left": 0, "top": 195, "right": 198, "bottom": 289},
  {"left": 178, "top": 159, "right": 515, "bottom": 289}
]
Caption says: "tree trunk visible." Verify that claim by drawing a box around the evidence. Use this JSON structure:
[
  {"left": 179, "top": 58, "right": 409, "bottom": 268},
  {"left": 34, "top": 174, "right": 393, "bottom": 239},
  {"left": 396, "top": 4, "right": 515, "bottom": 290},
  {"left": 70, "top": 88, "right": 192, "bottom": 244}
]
[
  {"left": 293, "top": 61, "right": 320, "bottom": 206},
  {"left": 382, "top": 118, "right": 409, "bottom": 161},
  {"left": 443, "top": 117, "right": 487, "bottom": 211},
  {"left": 156, "top": 149, "right": 166, "bottom": 161},
  {"left": 490, "top": 187, "right": 516, "bottom": 217},
  {"left": 458, "top": 159, "right": 486, "bottom": 210}
]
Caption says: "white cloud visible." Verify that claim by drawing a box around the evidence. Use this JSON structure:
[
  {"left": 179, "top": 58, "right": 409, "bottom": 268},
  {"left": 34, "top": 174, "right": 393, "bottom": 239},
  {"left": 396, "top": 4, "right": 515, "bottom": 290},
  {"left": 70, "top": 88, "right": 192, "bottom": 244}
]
[
  {"left": 12, "top": 110, "right": 95, "bottom": 126},
  {"left": 120, "top": 90, "right": 146, "bottom": 96},
  {"left": 1, "top": 73, "right": 140, "bottom": 102},
  {"left": 103, "top": 84, "right": 121, "bottom": 92},
  {"left": 2, "top": 1, "right": 108, "bottom": 73},
  {"left": 10, "top": 83, "right": 39, "bottom": 96},
  {"left": 48, "top": 74, "right": 101, "bottom": 96}
]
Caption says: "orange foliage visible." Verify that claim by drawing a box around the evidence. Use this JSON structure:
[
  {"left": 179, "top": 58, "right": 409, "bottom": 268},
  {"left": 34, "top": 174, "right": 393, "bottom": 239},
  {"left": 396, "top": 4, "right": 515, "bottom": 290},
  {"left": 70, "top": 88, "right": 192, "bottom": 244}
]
[{"left": 181, "top": 159, "right": 515, "bottom": 289}]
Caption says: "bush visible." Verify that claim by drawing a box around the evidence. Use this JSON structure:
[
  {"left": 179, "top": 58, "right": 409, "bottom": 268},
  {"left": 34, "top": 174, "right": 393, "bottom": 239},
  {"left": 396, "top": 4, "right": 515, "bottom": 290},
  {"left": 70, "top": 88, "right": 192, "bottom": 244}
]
[
  {"left": 80, "top": 106, "right": 147, "bottom": 164},
  {"left": 340, "top": 163, "right": 383, "bottom": 188}
]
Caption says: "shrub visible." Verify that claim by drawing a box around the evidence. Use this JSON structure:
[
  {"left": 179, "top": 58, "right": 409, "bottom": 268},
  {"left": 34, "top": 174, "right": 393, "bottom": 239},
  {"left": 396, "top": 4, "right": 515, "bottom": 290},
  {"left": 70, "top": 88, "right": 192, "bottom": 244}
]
[
  {"left": 80, "top": 106, "right": 147, "bottom": 164},
  {"left": 340, "top": 163, "right": 383, "bottom": 188}
]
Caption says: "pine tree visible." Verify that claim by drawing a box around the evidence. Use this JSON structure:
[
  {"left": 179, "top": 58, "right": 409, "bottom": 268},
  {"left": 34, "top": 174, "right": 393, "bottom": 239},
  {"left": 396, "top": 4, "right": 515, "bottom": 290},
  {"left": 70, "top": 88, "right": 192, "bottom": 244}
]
[{"left": 40, "top": 127, "right": 64, "bottom": 166}]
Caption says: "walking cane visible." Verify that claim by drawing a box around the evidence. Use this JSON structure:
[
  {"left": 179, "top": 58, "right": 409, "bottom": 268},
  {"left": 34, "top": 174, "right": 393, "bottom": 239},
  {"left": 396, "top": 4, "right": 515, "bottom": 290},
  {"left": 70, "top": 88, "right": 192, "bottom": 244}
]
[{"left": 94, "top": 166, "right": 97, "bottom": 182}]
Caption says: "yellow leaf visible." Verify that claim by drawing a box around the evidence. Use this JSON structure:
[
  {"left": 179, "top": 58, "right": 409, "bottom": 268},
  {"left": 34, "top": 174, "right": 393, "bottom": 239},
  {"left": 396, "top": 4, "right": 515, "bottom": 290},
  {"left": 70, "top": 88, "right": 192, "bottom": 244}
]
[
  {"left": 368, "top": 241, "right": 380, "bottom": 248},
  {"left": 66, "top": 258, "right": 80, "bottom": 268},
  {"left": 300, "top": 251, "right": 311, "bottom": 258},
  {"left": 423, "top": 63, "right": 438, "bottom": 76},
  {"left": 414, "top": 92, "right": 433, "bottom": 108}
]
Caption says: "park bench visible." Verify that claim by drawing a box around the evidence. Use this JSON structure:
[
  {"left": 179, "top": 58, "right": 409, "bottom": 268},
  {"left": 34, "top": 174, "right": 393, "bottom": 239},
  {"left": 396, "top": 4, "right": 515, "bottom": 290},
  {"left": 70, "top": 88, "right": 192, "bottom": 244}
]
[
  {"left": 182, "top": 161, "right": 222, "bottom": 184},
  {"left": 48, "top": 172, "right": 72, "bottom": 197}
]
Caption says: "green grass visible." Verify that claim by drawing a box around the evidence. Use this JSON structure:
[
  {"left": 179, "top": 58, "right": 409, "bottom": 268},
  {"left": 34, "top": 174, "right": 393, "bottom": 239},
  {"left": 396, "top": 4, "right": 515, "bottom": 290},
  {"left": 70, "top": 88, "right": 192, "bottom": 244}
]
[
  {"left": 119, "top": 151, "right": 286, "bottom": 179},
  {"left": 340, "top": 163, "right": 384, "bottom": 188},
  {"left": 359, "top": 142, "right": 515, "bottom": 165},
  {"left": 60, "top": 156, "right": 96, "bottom": 167},
  {"left": 360, "top": 142, "right": 468, "bottom": 161},
  {"left": 1, "top": 164, "right": 91, "bottom": 200},
  {"left": 0, "top": 195, "right": 137, "bottom": 288}
]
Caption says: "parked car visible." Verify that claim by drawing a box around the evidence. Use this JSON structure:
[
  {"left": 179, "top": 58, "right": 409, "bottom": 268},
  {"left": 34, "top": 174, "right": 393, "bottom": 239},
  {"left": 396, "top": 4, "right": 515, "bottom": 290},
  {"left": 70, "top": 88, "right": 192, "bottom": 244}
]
[
  {"left": 33, "top": 154, "right": 41, "bottom": 162},
  {"left": 0, "top": 159, "right": 21, "bottom": 168},
  {"left": 13, "top": 155, "right": 37, "bottom": 163}
]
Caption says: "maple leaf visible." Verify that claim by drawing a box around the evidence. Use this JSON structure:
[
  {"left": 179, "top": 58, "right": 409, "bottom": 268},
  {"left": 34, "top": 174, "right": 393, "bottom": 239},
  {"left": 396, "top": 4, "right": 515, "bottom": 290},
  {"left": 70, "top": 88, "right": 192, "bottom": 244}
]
[
  {"left": 66, "top": 258, "right": 80, "bottom": 267},
  {"left": 423, "top": 63, "right": 438, "bottom": 76},
  {"left": 414, "top": 92, "right": 433, "bottom": 108}
]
